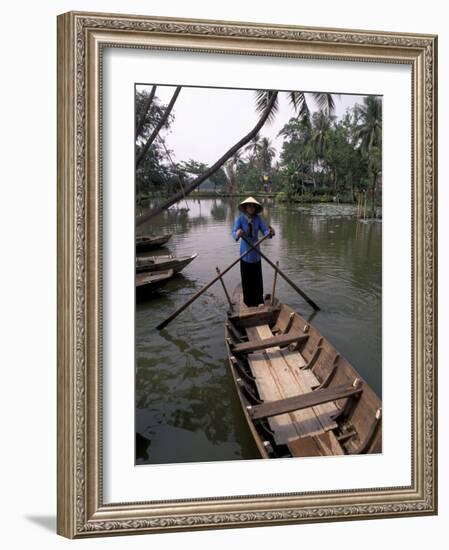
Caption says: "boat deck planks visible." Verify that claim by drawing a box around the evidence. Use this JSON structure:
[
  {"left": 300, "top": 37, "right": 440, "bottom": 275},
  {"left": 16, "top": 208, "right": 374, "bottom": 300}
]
[
  {"left": 246, "top": 324, "right": 335, "bottom": 444},
  {"left": 280, "top": 348, "right": 339, "bottom": 431},
  {"left": 228, "top": 285, "right": 380, "bottom": 458},
  {"left": 247, "top": 350, "right": 303, "bottom": 444}
]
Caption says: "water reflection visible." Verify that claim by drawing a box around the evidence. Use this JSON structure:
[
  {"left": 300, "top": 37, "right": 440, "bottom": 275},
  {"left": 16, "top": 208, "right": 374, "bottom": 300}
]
[{"left": 135, "top": 198, "right": 381, "bottom": 464}]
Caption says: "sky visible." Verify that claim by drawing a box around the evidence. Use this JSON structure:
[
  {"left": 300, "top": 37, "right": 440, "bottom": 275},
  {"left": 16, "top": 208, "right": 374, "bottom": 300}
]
[{"left": 136, "top": 84, "right": 372, "bottom": 166}]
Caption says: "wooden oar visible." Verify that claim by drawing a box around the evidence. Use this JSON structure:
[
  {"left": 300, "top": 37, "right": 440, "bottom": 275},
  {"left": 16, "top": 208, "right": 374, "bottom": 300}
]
[
  {"left": 271, "top": 260, "right": 279, "bottom": 306},
  {"left": 241, "top": 235, "right": 320, "bottom": 311},
  {"left": 216, "top": 267, "right": 234, "bottom": 312},
  {"left": 156, "top": 233, "right": 271, "bottom": 330}
]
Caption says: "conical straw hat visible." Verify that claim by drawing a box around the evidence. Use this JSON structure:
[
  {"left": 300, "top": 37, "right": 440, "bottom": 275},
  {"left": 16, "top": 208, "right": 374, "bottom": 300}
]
[{"left": 238, "top": 196, "right": 262, "bottom": 214}]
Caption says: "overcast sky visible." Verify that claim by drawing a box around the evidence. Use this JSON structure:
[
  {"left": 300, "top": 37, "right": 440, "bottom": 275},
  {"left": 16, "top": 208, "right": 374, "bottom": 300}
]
[{"left": 136, "top": 84, "right": 372, "bottom": 166}]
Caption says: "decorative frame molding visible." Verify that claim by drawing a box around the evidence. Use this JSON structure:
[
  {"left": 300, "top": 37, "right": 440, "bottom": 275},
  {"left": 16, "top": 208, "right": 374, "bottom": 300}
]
[{"left": 57, "top": 11, "right": 438, "bottom": 538}]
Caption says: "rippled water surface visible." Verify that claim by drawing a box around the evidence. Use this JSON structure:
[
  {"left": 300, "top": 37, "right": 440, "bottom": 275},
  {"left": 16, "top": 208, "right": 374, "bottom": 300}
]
[{"left": 135, "top": 198, "right": 381, "bottom": 464}]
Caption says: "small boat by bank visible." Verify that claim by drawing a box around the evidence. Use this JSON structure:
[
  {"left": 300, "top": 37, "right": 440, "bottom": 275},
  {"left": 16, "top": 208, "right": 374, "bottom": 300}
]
[
  {"left": 136, "top": 233, "right": 172, "bottom": 252},
  {"left": 136, "top": 252, "right": 198, "bottom": 274},
  {"left": 136, "top": 269, "right": 174, "bottom": 301},
  {"left": 225, "top": 285, "right": 382, "bottom": 459}
]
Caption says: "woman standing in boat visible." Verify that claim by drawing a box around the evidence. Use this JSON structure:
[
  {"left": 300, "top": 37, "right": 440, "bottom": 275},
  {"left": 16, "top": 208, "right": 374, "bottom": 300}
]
[{"left": 232, "top": 197, "right": 275, "bottom": 307}]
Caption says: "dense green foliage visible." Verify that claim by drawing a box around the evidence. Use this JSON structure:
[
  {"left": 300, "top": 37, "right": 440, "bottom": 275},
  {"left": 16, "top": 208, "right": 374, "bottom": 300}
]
[
  {"left": 274, "top": 96, "right": 382, "bottom": 205},
  {"left": 136, "top": 89, "right": 382, "bottom": 212},
  {"left": 135, "top": 89, "right": 225, "bottom": 202}
]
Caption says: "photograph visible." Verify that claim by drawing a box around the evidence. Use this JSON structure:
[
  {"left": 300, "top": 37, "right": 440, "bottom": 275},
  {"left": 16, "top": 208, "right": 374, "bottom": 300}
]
[
  {"left": 56, "top": 10, "right": 437, "bottom": 538},
  {"left": 134, "top": 84, "right": 383, "bottom": 465}
]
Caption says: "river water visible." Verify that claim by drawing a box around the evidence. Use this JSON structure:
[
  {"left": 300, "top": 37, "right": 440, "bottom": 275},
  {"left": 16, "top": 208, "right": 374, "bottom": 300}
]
[{"left": 135, "top": 198, "right": 381, "bottom": 465}]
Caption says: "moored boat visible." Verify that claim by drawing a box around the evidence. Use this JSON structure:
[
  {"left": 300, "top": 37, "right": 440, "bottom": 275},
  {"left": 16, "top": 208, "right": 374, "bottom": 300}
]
[
  {"left": 136, "top": 269, "right": 174, "bottom": 301},
  {"left": 136, "top": 252, "right": 198, "bottom": 274},
  {"left": 136, "top": 233, "right": 172, "bottom": 252},
  {"left": 225, "top": 285, "right": 382, "bottom": 459}
]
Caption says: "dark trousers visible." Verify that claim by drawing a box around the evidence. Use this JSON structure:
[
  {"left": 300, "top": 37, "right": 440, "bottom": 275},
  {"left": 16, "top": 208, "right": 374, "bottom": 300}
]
[{"left": 240, "top": 259, "right": 263, "bottom": 307}]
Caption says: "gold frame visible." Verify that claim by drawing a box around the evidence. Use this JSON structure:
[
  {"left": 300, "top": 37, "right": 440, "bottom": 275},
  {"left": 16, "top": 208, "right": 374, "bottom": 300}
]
[{"left": 57, "top": 10, "right": 438, "bottom": 538}]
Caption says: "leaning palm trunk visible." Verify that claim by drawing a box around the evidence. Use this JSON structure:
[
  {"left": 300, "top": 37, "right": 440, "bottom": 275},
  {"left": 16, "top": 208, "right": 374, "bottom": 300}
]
[
  {"left": 224, "top": 163, "right": 237, "bottom": 194},
  {"left": 136, "top": 91, "right": 278, "bottom": 225},
  {"left": 136, "top": 86, "right": 181, "bottom": 167},
  {"left": 371, "top": 177, "right": 376, "bottom": 218},
  {"left": 228, "top": 174, "right": 237, "bottom": 194},
  {"left": 135, "top": 85, "right": 157, "bottom": 139}
]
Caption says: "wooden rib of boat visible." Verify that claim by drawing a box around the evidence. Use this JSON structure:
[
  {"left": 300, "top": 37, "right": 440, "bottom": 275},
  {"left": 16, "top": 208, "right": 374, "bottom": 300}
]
[
  {"left": 136, "top": 233, "right": 172, "bottom": 252},
  {"left": 136, "top": 269, "right": 174, "bottom": 301},
  {"left": 136, "top": 252, "right": 198, "bottom": 274},
  {"left": 225, "top": 285, "right": 382, "bottom": 459}
]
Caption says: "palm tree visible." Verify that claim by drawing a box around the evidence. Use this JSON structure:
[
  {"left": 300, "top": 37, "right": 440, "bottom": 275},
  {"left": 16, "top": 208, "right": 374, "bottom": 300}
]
[
  {"left": 311, "top": 111, "right": 333, "bottom": 158},
  {"left": 135, "top": 85, "right": 157, "bottom": 139},
  {"left": 136, "top": 89, "right": 336, "bottom": 225},
  {"left": 354, "top": 96, "right": 382, "bottom": 152},
  {"left": 259, "top": 137, "right": 276, "bottom": 173},
  {"left": 354, "top": 96, "right": 382, "bottom": 216},
  {"left": 223, "top": 152, "right": 243, "bottom": 194},
  {"left": 136, "top": 86, "right": 182, "bottom": 167},
  {"left": 278, "top": 98, "right": 335, "bottom": 188},
  {"left": 310, "top": 111, "right": 334, "bottom": 187},
  {"left": 244, "top": 133, "right": 262, "bottom": 161},
  {"left": 136, "top": 91, "right": 279, "bottom": 224}
]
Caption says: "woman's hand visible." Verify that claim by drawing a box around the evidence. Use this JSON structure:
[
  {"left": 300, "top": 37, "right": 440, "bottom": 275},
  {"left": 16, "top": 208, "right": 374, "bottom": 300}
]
[
  {"left": 236, "top": 228, "right": 243, "bottom": 240},
  {"left": 269, "top": 226, "right": 275, "bottom": 237}
]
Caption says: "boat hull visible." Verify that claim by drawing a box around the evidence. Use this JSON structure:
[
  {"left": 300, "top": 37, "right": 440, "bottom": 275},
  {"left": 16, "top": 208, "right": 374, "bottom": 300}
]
[
  {"left": 225, "top": 286, "right": 382, "bottom": 459},
  {"left": 135, "top": 234, "right": 172, "bottom": 252},
  {"left": 136, "top": 253, "right": 197, "bottom": 274},
  {"left": 136, "top": 269, "right": 174, "bottom": 301}
]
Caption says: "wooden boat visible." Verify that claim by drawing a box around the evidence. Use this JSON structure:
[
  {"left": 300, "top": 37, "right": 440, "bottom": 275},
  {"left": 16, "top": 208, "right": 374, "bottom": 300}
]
[
  {"left": 136, "top": 269, "right": 174, "bottom": 301},
  {"left": 225, "top": 285, "right": 382, "bottom": 459},
  {"left": 136, "top": 233, "right": 172, "bottom": 252},
  {"left": 136, "top": 252, "right": 198, "bottom": 274}
]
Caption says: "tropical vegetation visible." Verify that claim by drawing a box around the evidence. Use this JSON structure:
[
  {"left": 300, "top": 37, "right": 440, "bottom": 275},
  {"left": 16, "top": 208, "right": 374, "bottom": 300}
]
[{"left": 135, "top": 87, "right": 382, "bottom": 223}]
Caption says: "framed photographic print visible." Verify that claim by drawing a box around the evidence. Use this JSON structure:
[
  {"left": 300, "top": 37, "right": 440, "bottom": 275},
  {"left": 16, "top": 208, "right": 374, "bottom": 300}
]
[{"left": 57, "top": 11, "right": 438, "bottom": 538}]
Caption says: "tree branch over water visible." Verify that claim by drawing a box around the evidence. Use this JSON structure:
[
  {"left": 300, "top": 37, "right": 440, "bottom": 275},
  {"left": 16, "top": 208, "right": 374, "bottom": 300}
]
[
  {"left": 136, "top": 86, "right": 181, "bottom": 168},
  {"left": 136, "top": 91, "right": 279, "bottom": 226},
  {"left": 135, "top": 85, "right": 157, "bottom": 139}
]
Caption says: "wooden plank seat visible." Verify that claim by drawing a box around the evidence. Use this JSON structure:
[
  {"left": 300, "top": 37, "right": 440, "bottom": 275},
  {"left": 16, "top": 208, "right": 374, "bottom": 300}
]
[
  {"left": 226, "top": 285, "right": 382, "bottom": 457},
  {"left": 244, "top": 324, "right": 339, "bottom": 444},
  {"left": 228, "top": 306, "right": 281, "bottom": 329},
  {"left": 247, "top": 383, "right": 363, "bottom": 420},
  {"left": 279, "top": 347, "right": 339, "bottom": 427},
  {"left": 231, "top": 333, "right": 308, "bottom": 354}
]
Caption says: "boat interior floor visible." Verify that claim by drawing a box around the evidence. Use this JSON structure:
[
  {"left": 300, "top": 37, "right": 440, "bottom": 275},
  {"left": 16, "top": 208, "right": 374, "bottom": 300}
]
[{"left": 232, "top": 293, "right": 344, "bottom": 456}]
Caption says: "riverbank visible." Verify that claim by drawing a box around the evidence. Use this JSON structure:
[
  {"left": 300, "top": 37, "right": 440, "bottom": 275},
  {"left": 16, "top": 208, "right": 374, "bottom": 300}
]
[
  {"left": 140, "top": 191, "right": 380, "bottom": 207},
  {"left": 138, "top": 194, "right": 382, "bottom": 220},
  {"left": 139, "top": 191, "right": 277, "bottom": 200}
]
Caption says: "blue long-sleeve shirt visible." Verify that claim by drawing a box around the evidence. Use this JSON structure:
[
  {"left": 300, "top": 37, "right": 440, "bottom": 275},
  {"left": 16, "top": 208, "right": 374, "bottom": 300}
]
[{"left": 232, "top": 213, "right": 271, "bottom": 263}]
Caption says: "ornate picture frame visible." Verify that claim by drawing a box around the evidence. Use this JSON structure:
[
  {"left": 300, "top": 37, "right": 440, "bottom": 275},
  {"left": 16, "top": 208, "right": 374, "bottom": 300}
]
[{"left": 57, "top": 10, "right": 437, "bottom": 538}]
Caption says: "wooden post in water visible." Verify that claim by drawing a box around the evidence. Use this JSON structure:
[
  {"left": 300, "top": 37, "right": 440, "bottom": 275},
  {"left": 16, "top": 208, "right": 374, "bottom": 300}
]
[
  {"left": 216, "top": 267, "right": 234, "bottom": 312},
  {"left": 271, "top": 260, "right": 279, "bottom": 306}
]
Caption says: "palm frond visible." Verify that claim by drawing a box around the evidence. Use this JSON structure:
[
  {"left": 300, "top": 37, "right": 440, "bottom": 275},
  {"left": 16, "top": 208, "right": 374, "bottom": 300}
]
[
  {"left": 287, "top": 91, "right": 311, "bottom": 125},
  {"left": 287, "top": 91, "right": 304, "bottom": 112},
  {"left": 254, "top": 90, "right": 279, "bottom": 124},
  {"left": 312, "top": 92, "right": 338, "bottom": 116}
]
